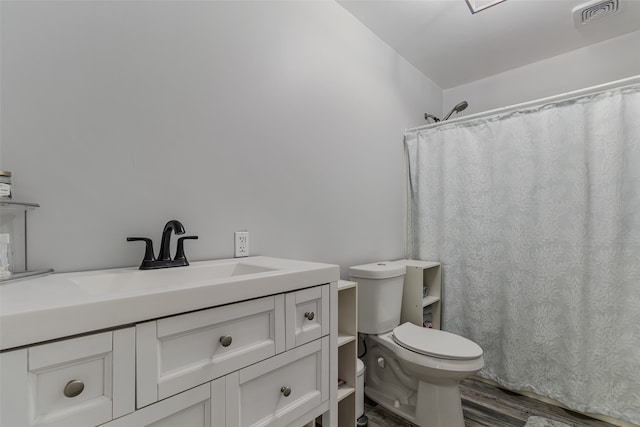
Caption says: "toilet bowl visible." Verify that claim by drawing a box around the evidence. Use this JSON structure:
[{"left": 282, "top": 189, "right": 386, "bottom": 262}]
[{"left": 350, "top": 262, "right": 484, "bottom": 427}]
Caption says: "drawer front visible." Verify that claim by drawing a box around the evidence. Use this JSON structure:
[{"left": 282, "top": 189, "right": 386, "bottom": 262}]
[
  {"left": 102, "top": 379, "right": 225, "bottom": 427},
  {"left": 137, "top": 295, "right": 285, "bottom": 407},
  {"left": 226, "top": 336, "right": 329, "bottom": 427},
  {"left": 0, "top": 328, "right": 135, "bottom": 427},
  {"left": 285, "top": 285, "right": 329, "bottom": 350}
]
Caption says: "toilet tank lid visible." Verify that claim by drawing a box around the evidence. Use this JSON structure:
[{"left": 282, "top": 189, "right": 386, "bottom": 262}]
[{"left": 349, "top": 262, "right": 406, "bottom": 279}]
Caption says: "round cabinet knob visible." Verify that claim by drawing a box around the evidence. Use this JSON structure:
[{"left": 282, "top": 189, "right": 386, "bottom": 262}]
[
  {"left": 219, "top": 335, "right": 233, "bottom": 347},
  {"left": 304, "top": 311, "right": 315, "bottom": 321},
  {"left": 281, "top": 386, "right": 292, "bottom": 397},
  {"left": 63, "top": 380, "right": 85, "bottom": 398}
]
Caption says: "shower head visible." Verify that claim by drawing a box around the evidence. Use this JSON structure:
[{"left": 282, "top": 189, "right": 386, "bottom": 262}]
[{"left": 442, "top": 101, "right": 469, "bottom": 121}]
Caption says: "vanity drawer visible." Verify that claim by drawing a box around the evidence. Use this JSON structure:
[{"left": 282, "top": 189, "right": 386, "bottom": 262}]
[
  {"left": 285, "top": 284, "right": 329, "bottom": 350},
  {"left": 137, "top": 294, "right": 285, "bottom": 407},
  {"left": 101, "top": 379, "right": 225, "bottom": 427},
  {"left": 226, "top": 336, "right": 329, "bottom": 427},
  {"left": 0, "top": 328, "right": 135, "bottom": 427}
]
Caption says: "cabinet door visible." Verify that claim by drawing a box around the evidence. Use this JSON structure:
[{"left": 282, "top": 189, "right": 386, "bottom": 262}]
[
  {"left": 0, "top": 328, "right": 135, "bottom": 427},
  {"left": 226, "top": 336, "right": 329, "bottom": 427},
  {"left": 285, "top": 285, "right": 329, "bottom": 350},
  {"left": 137, "top": 295, "right": 285, "bottom": 407},
  {"left": 102, "top": 378, "right": 225, "bottom": 427}
]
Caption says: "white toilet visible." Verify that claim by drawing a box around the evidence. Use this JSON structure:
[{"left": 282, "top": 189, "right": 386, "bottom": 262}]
[{"left": 350, "top": 261, "right": 484, "bottom": 427}]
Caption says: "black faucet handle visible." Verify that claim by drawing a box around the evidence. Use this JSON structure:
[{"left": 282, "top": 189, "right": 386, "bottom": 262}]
[
  {"left": 127, "top": 237, "right": 156, "bottom": 262},
  {"left": 175, "top": 235, "right": 198, "bottom": 262}
]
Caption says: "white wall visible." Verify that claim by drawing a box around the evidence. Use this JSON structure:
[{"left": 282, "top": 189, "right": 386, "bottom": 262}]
[
  {"left": 443, "top": 29, "right": 640, "bottom": 116},
  {"left": 0, "top": 1, "right": 441, "bottom": 276}
]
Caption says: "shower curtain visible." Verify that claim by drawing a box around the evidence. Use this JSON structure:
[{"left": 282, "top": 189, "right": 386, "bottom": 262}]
[{"left": 405, "top": 84, "right": 640, "bottom": 424}]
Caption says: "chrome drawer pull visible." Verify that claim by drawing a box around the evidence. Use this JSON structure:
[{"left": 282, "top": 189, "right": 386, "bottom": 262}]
[
  {"left": 63, "top": 380, "right": 85, "bottom": 398},
  {"left": 280, "top": 386, "right": 292, "bottom": 397},
  {"left": 219, "top": 335, "right": 233, "bottom": 347},
  {"left": 304, "top": 311, "right": 315, "bottom": 321}
]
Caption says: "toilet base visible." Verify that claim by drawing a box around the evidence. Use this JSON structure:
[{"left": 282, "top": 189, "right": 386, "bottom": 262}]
[
  {"left": 363, "top": 334, "right": 476, "bottom": 427},
  {"left": 365, "top": 385, "right": 418, "bottom": 424},
  {"left": 365, "top": 379, "right": 464, "bottom": 427},
  {"left": 415, "top": 380, "right": 464, "bottom": 427}
]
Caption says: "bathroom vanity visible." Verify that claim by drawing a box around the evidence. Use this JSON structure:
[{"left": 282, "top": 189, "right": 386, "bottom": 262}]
[{"left": 0, "top": 257, "right": 339, "bottom": 427}]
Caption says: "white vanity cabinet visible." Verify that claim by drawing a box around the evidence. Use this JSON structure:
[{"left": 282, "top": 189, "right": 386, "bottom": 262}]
[
  {"left": 136, "top": 295, "right": 286, "bottom": 408},
  {"left": 285, "top": 285, "right": 329, "bottom": 350},
  {"left": 101, "top": 380, "right": 226, "bottom": 427},
  {"left": 226, "top": 336, "right": 329, "bottom": 427},
  {"left": 0, "top": 328, "right": 135, "bottom": 427},
  {"left": 130, "top": 285, "right": 331, "bottom": 426},
  {"left": 0, "top": 257, "right": 339, "bottom": 427}
]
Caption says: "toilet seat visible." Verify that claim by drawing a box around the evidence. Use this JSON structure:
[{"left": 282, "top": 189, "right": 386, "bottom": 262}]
[{"left": 392, "top": 322, "right": 482, "bottom": 360}]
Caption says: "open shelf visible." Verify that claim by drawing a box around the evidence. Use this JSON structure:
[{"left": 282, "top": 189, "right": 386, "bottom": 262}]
[
  {"left": 338, "top": 280, "right": 356, "bottom": 291},
  {"left": 337, "top": 384, "right": 355, "bottom": 402},
  {"left": 0, "top": 201, "right": 40, "bottom": 210},
  {"left": 0, "top": 269, "right": 54, "bottom": 283},
  {"left": 338, "top": 334, "right": 356, "bottom": 347},
  {"left": 422, "top": 295, "right": 440, "bottom": 307}
]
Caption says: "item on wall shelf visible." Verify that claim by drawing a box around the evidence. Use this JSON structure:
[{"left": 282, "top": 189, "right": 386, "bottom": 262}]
[
  {"left": 423, "top": 305, "right": 433, "bottom": 328},
  {"left": 0, "top": 171, "right": 12, "bottom": 199},
  {"left": 0, "top": 234, "right": 11, "bottom": 279}
]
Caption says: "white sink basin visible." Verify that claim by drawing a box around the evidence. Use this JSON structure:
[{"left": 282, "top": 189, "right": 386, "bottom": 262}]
[
  {"left": 71, "top": 261, "right": 277, "bottom": 295},
  {"left": 0, "top": 256, "right": 339, "bottom": 351}
]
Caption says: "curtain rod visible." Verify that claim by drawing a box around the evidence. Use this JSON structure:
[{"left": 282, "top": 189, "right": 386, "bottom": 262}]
[{"left": 407, "top": 75, "right": 640, "bottom": 133}]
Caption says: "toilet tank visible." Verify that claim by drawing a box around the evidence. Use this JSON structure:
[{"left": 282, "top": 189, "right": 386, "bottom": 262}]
[{"left": 349, "top": 262, "right": 406, "bottom": 334}]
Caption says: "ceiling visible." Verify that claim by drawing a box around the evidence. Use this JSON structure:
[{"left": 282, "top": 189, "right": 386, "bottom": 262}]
[{"left": 337, "top": 0, "right": 640, "bottom": 89}]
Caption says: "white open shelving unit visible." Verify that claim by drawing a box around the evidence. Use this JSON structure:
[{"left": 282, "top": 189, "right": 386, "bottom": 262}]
[
  {"left": 395, "top": 260, "right": 442, "bottom": 330},
  {"left": 337, "top": 280, "right": 358, "bottom": 426}
]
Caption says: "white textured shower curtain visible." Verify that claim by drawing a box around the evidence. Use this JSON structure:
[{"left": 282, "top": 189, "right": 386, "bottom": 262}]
[{"left": 405, "top": 84, "right": 640, "bottom": 424}]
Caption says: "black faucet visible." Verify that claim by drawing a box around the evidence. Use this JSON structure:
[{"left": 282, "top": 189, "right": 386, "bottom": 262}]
[
  {"left": 127, "top": 220, "right": 198, "bottom": 270},
  {"left": 157, "top": 220, "right": 185, "bottom": 261}
]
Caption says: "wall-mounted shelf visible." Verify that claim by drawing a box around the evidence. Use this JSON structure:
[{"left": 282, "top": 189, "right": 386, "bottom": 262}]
[
  {"left": 1, "top": 269, "right": 54, "bottom": 283},
  {"left": 395, "top": 260, "right": 442, "bottom": 330},
  {"left": 0, "top": 201, "right": 53, "bottom": 283},
  {"left": 0, "top": 201, "right": 40, "bottom": 209}
]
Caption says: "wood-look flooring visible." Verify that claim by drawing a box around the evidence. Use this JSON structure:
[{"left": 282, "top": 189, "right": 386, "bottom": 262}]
[{"left": 364, "top": 378, "right": 618, "bottom": 427}]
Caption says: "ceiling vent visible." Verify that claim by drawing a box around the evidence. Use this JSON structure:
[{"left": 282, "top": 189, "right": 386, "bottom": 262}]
[
  {"left": 465, "top": 0, "right": 508, "bottom": 14},
  {"left": 573, "top": 0, "right": 624, "bottom": 26}
]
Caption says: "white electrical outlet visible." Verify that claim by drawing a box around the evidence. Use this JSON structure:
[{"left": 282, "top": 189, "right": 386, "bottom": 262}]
[{"left": 234, "top": 231, "right": 249, "bottom": 257}]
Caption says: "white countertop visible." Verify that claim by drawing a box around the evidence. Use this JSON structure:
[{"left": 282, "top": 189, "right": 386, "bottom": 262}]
[{"left": 0, "top": 256, "right": 339, "bottom": 351}]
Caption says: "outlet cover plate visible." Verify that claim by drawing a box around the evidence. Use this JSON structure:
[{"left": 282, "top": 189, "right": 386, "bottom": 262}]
[{"left": 234, "top": 231, "right": 249, "bottom": 257}]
